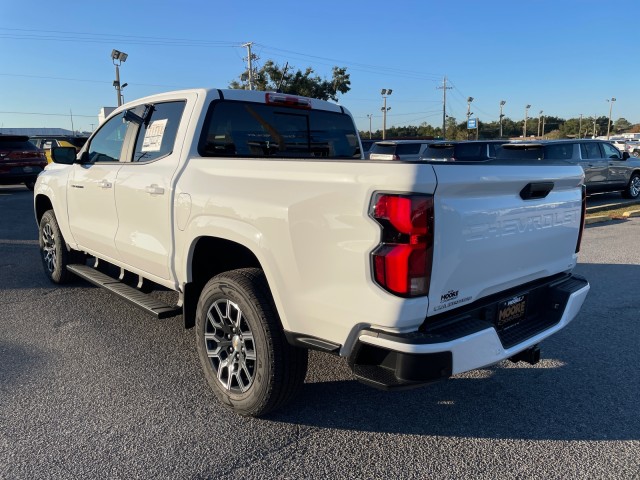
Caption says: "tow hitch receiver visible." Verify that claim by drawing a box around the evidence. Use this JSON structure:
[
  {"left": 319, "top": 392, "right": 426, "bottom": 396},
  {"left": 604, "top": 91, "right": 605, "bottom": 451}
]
[{"left": 509, "top": 345, "right": 541, "bottom": 365}]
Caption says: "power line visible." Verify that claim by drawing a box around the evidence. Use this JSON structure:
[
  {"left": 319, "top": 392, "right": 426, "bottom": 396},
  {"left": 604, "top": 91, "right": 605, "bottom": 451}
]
[
  {"left": 0, "top": 72, "right": 188, "bottom": 89},
  {"left": 0, "top": 110, "right": 96, "bottom": 118}
]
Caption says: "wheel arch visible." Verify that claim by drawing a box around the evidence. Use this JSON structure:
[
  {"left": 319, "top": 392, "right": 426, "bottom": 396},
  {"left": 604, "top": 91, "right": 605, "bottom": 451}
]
[{"left": 34, "top": 194, "right": 53, "bottom": 224}]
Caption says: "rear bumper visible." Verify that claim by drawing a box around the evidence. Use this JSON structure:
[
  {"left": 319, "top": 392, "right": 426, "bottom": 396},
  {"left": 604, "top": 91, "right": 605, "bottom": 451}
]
[{"left": 348, "top": 274, "right": 589, "bottom": 389}]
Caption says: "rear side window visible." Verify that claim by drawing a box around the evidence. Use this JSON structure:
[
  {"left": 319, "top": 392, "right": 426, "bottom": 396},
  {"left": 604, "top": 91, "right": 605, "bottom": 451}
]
[
  {"left": 454, "top": 143, "right": 485, "bottom": 160},
  {"left": 132, "top": 101, "right": 186, "bottom": 162},
  {"left": 580, "top": 142, "right": 602, "bottom": 159},
  {"left": 544, "top": 143, "right": 574, "bottom": 160},
  {"left": 496, "top": 146, "right": 544, "bottom": 160},
  {"left": 200, "top": 100, "right": 360, "bottom": 159},
  {"left": 601, "top": 142, "right": 621, "bottom": 159}
]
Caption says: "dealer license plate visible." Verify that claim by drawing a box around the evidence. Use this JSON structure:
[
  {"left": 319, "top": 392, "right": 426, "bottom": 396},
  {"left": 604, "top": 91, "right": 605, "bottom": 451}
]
[{"left": 496, "top": 294, "right": 527, "bottom": 329}]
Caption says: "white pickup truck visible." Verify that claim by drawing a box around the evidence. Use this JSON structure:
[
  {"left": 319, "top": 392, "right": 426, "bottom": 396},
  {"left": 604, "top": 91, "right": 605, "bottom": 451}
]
[{"left": 34, "top": 88, "right": 590, "bottom": 416}]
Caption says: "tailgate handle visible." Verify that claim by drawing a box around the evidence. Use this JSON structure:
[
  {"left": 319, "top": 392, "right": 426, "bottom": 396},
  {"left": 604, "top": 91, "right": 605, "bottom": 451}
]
[{"left": 520, "top": 182, "right": 554, "bottom": 200}]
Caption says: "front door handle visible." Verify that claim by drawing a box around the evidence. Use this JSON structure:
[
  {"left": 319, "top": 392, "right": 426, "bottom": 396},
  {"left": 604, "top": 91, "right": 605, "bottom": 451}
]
[
  {"left": 98, "top": 180, "right": 113, "bottom": 189},
  {"left": 145, "top": 184, "right": 165, "bottom": 195}
]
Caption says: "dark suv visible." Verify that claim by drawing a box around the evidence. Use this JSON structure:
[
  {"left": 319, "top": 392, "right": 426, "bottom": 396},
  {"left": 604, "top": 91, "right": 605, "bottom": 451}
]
[
  {"left": 0, "top": 135, "right": 47, "bottom": 190},
  {"left": 497, "top": 139, "right": 640, "bottom": 198}
]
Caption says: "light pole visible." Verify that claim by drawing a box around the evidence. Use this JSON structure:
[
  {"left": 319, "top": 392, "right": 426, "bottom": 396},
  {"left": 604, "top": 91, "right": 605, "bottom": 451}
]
[
  {"left": 606, "top": 97, "right": 616, "bottom": 139},
  {"left": 381, "top": 89, "right": 392, "bottom": 140},
  {"left": 537, "top": 110, "right": 543, "bottom": 138},
  {"left": 466, "top": 97, "right": 474, "bottom": 140},
  {"left": 499, "top": 100, "right": 506, "bottom": 138},
  {"left": 579, "top": 114, "right": 583, "bottom": 139},
  {"left": 111, "top": 49, "right": 128, "bottom": 107},
  {"left": 366, "top": 114, "right": 373, "bottom": 139},
  {"left": 523, "top": 104, "right": 531, "bottom": 138}
]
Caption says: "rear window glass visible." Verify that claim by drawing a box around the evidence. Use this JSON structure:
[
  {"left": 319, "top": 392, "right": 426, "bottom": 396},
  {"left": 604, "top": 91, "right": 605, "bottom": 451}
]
[
  {"left": 395, "top": 143, "right": 421, "bottom": 155},
  {"left": 200, "top": 101, "right": 361, "bottom": 159},
  {"left": 0, "top": 138, "right": 38, "bottom": 150},
  {"left": 370, "top": 144, "right": 397, "bottom": 155},
  {"left": 423, "top": 144, "right": 455, "bottom": 159},
  {"left": 454, "top": 143, "right": 486, "bottom": 160}
]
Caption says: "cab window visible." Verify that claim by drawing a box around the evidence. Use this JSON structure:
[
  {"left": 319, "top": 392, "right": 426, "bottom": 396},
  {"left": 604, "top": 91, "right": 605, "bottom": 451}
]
[
  {"left": 132, "top": 101, "right": 186, "bottom": 162},
  {"left": 87, "top": 112, "right": 129, "bottom": 163},
  {"left": 580, "top": 142, "right": 602, "bottom": 160},
  {"left": 601, "top": 142, "right": 621, "bottom": 159}
]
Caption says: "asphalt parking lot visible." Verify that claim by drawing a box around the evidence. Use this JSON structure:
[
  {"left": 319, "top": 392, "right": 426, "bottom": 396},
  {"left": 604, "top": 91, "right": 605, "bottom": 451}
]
[{"left": 1, "top": 185, "right": 639, "bottom": 479}]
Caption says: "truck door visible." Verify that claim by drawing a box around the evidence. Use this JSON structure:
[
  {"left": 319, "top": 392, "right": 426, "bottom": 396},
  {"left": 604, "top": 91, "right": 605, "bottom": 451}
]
[
  {"left": 579, "top": 142, "right": 608, "bottom": 192},
  {"left": 67, "top": 112, "right": 131, "bottom": 260},
  {"left": 600, "top": 141, "right": 627, "bottom": 187},
  {"left": 113, "top": 100, "right": 188, "bottom": 281}
]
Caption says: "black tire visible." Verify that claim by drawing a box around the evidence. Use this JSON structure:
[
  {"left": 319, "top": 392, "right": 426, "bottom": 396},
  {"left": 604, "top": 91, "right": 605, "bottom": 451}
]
[
  {"left": 195, "top": 268, "right": 308, "bottom": 417},
  {"left": 24, "top": 181, "right": 35, "bottom": 191},
  {"left": 38, "top": 210, "right": 84, "bottom": 283},
  {"left": 622, "top": 173, "right": 640, "bottom": 199}
]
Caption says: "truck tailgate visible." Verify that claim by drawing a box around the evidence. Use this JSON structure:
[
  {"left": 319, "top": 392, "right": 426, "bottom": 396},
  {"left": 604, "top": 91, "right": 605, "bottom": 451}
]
[{"left": 428, "top": 163, "right": 584, "bottom": 316}]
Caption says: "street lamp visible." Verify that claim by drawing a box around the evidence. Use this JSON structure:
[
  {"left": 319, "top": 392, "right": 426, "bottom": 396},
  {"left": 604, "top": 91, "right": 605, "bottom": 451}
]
[
  {"left": 381, "top": 89, "right": 392, "bottom": 140},
  {"left": 499, "top": 100, "right": 506, "bottom": 138},
  {"left": 523, "top": 104, "right": 531, "bottom": 138},
  {"left": 111, "top": 49, "right": 128, "bottom": 107},
  {"left": 606, "top": 97, "right": 616, "bottom": 140},
  {"left": 466, "top": 97, "right": 474, "bottom": 139},
  {"left": 366, "top": 114, "right": 373, "bottom": 139}
]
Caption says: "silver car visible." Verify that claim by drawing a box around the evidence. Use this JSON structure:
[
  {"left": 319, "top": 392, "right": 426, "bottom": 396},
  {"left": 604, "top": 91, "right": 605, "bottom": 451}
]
[{"left": 498, "top": 139, "right": 640, "bottom": 198}]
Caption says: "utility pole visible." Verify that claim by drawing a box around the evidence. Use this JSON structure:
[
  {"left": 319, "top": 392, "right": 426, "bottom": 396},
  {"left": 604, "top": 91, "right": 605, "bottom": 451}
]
[
  {"left": 578, "top": 114, "right": 583, "bottom": 139},
  {"left": 242, "top": 42, "right": 254, "bottom": 90},
  {"left": 593, "top": 116, "right": 597, "bottom": 138},
  {"left": 499, "top": 100, "right": 506, "bottom": 138},
  {"left": 381, "top": 89, "right": 392, "bottom": 140},
  {"left": 437, "top": 76, "right": 452, "bottom": 140},
  {"left": 70, "top": 109, "right": 75, "bottom": 136},
  {"left": 541, "top": 115, "right": 545, "bottom": 139},
  {"left": 523, "top": 104, "right": 531, "bottom": 138},
  {"left": 466, "top": 97, "right": 474, "bottom": 140},
  {"left": 606, "top": 97, "right": 616, "bottom": 139},
  {"left": 366, "top": 114, "right": 373, "bottom": 139}
]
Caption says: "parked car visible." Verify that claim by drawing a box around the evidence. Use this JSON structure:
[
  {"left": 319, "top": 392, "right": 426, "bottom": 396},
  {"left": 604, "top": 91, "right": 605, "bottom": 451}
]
[
  {"left": 625, "top": 141, "right": 640, "bottom": 157},
  {"left": 497, "top": 139, "right": 640, "bottom": 198},
  {"left": 610, "top": 138, "right": 628, "bottom": 153},
  {"left": 360, "top": 139, "right": 380, "bottom": 159},
  {"left": 30, "top": 136, "right": 89, "bottom": 163},
  {"left": 0, "top": 135, "right": 47, "bottom": 190},
  {"left": 368, "top": 139, "right": 433, "bottom": 160},
  {"left": 419, "top": 140, "right": 509, "bottom": 161}
]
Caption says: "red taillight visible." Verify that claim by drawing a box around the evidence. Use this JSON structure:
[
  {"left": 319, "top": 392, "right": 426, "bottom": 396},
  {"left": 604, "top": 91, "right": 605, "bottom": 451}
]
[
  {"left": 265, "top": 93, "right": 312, "bottom": 109},
  {"left": 576, "top": 185, "right": 586, "bottom": 253},
  {"left": 370, "top": 193, "right": 434, "bottom": 297}
]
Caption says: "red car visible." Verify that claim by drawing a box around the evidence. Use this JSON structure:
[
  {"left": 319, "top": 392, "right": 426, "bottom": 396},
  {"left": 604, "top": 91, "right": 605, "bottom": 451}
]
[{"left": 0, "top": 135, "right": 47, "bottom": 190}]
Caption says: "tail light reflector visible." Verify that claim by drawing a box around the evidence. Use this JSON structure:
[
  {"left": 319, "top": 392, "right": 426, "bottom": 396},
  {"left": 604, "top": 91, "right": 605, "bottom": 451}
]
[
  {"left": 370, "top": 193, "right": 434, "bottom": 297},
  {"left": 576, "top": 185, "right": 586, "bottom": 253}
]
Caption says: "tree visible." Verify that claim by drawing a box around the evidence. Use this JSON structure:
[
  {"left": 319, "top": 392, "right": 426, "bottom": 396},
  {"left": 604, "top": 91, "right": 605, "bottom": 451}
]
[
  {"left": 615, "top": 118, "right": 632, "bottom": 133},
  {"left": 230, "top": 59, "right": 351, "bottom": 102}
]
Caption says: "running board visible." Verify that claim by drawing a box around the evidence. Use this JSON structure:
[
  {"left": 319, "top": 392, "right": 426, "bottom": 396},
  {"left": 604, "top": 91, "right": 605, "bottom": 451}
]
[{"left": 67, "top": 264, "right": 182, "bottom": 319}]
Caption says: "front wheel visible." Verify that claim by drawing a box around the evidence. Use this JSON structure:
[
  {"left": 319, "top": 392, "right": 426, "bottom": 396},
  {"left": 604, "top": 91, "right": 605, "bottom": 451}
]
[
  {"left": 39, "top": 210, "right": 83, "bottom": 283},
  {"left": 622, "top": 173, "right": 640, "bottom": 199},
  {"left": 195, "top": 268, "right": 308, "bottom": 417}
]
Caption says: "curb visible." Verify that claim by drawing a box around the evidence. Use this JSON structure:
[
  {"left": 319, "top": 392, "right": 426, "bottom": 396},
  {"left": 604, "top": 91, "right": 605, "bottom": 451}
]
[
  {"left": 585, "top": 215, "right": 611, "bottom": 225},
  {"left": 622, "top": 209, "right": 640, "bottom": 218}
]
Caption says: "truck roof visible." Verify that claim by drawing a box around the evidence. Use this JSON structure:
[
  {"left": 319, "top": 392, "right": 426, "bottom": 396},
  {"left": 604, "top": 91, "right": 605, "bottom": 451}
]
[{"left": 122, "top": 88, "right": 347, "bottom": 115}]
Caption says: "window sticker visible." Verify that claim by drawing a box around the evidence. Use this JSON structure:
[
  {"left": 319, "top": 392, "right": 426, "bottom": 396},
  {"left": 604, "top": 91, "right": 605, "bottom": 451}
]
[{"left": 141, "top": 119, "right": 168, "bottom": 152}]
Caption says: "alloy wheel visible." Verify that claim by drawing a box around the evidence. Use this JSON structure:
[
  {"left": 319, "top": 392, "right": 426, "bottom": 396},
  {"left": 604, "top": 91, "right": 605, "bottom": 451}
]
[
  {"left": 42, "top": 223, "right": 57, "bottom": 273},
  {"left": 204, "top": 299, "right": 257, "bottom": 393}
]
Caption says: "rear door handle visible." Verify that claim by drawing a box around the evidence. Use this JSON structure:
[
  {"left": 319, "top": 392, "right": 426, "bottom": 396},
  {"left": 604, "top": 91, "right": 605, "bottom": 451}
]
[
  {"left": 98, "top": 180, "right": 113, "bottom": 189},
  {"left": 145, "top": 184, "right": 165, "bottom": 195}
]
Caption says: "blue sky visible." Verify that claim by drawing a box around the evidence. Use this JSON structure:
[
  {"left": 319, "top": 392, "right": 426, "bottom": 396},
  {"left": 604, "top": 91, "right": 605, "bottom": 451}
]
[{"left": 1, "top": 0, "right": 638, "bottom": 134}]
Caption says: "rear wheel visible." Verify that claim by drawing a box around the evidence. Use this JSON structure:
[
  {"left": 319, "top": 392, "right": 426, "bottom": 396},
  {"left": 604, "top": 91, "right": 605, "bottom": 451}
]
[
  {"left": 195, "top": 268, "right": 308, "bottom": 417},
  {"left": 622, "top": 173, "right": 640, "bottom": 199}
]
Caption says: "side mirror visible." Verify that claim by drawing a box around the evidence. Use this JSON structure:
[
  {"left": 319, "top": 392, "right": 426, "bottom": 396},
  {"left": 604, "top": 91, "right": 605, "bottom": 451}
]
[
  {"left": 623, "top": 151, "right": 630, "bottom": 160},
  {"left": 51, "top": 146, "right": 77, "bottom": 165}
]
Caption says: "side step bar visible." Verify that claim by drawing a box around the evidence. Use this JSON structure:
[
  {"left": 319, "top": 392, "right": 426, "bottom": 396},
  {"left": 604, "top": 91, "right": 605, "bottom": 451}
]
[{"left": 67, "top": 264, "right": 182, "bottom": 319}]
